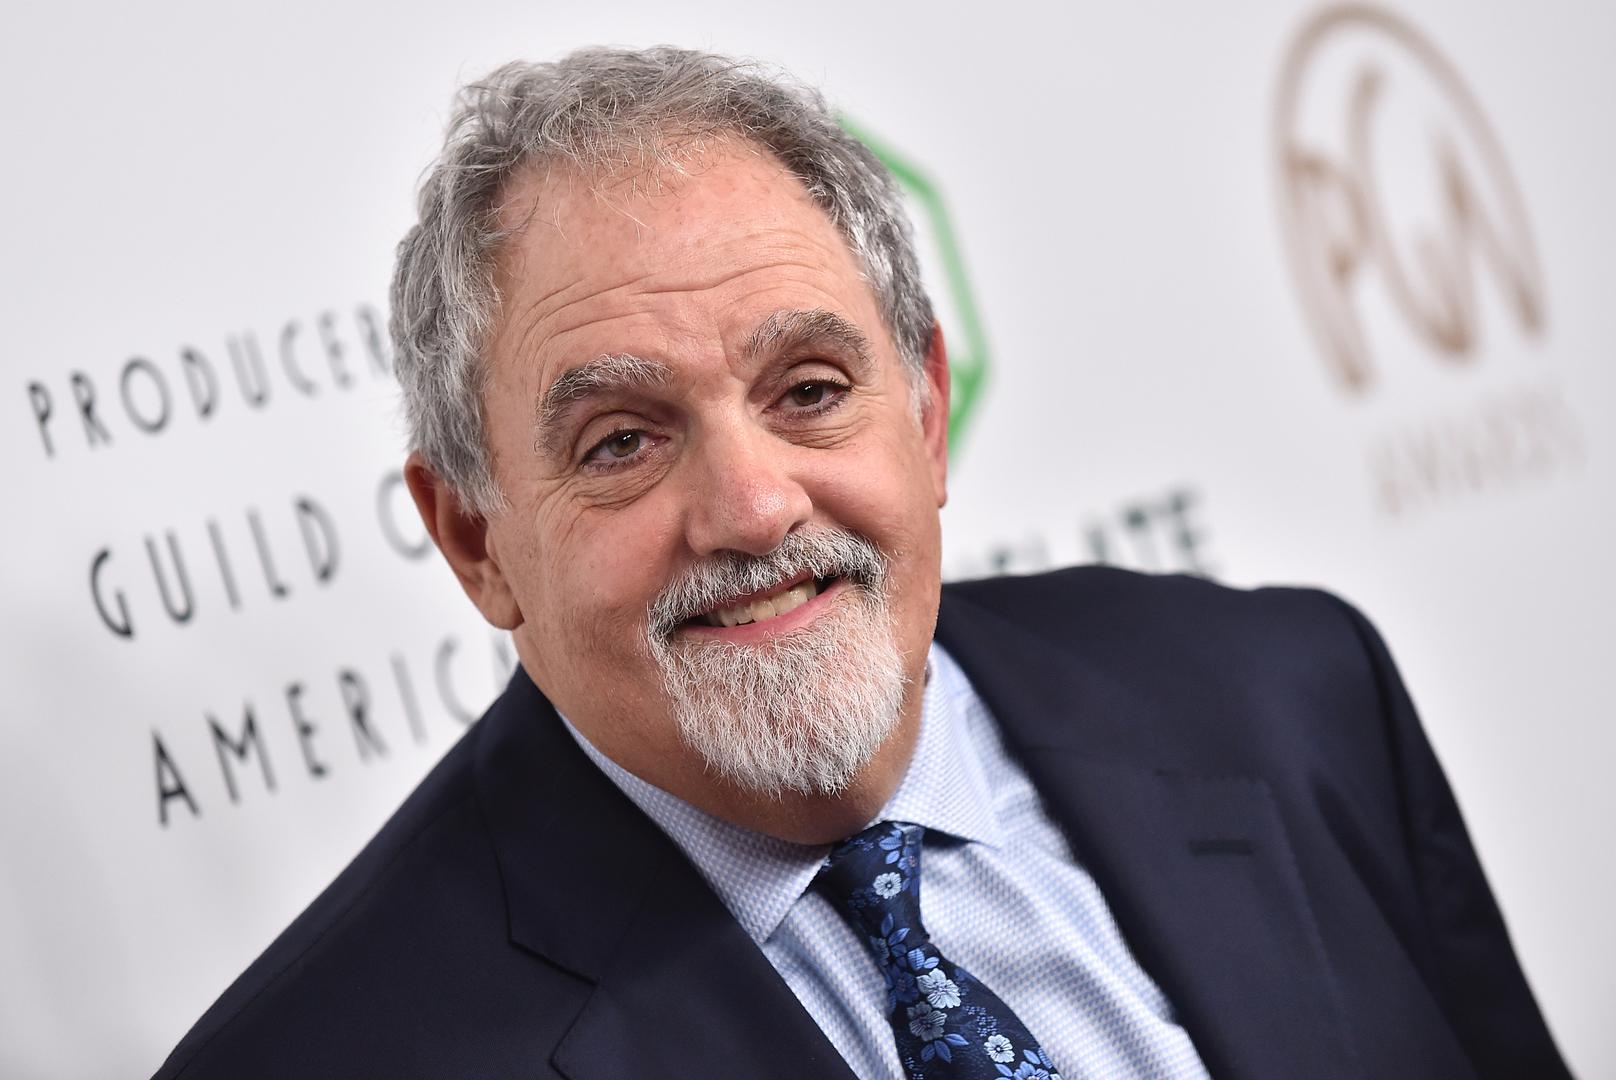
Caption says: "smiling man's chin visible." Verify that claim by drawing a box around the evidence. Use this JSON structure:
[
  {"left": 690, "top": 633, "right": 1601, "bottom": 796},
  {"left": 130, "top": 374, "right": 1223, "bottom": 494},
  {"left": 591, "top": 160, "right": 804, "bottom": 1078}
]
[
  {"left": 641, "top": 524, "right": 908, "bottom": 796},
  {"left": 650, "top": 582, "right": 907, "bottom": 798}
]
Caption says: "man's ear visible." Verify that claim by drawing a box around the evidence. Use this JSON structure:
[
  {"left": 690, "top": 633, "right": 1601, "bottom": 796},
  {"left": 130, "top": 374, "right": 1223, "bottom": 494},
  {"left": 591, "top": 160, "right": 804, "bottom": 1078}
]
[
  {"left": 403, "top": 452, "right": 523, "bottom": 630},
  {"left": 919, "top": 320, "right": 951, "bottom": 508}
]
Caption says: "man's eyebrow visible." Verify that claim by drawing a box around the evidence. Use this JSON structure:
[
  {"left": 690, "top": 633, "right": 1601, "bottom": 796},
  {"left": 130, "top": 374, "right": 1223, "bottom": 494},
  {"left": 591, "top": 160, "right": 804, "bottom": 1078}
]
[
  {"left": 744, "top": 308, "right": 874, "bottom": 372},
  {"left": 532, "top": 353, "right": 673, "bottom": 458}
]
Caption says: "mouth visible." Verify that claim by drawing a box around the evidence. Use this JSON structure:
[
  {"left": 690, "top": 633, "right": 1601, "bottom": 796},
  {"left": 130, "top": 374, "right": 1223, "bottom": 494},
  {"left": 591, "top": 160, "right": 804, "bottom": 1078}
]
[{"left": 682, "top": 574, "right": 842, "bottom": 632}]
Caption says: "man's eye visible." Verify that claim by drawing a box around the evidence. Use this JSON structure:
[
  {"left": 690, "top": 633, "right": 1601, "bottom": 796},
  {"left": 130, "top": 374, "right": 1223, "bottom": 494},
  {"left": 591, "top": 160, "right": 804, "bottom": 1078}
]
[
  {"left": 788, "top": 383, "right": 827, "bottom": 409},
  {"left": 782, "top": 380, "right": 847, "bottom": 410},
  {"left": 584, "top": 429, "right": 650, "bottom": 467},
  {"left": 605, "top": 431, "right": 642, "bottom": 457}
]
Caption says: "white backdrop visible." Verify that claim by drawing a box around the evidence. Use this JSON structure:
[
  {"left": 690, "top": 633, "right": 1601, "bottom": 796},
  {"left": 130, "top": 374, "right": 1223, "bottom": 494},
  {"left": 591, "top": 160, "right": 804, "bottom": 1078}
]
[{"left": 3, "top": 2, "right": 1611, "bottom": 1076}]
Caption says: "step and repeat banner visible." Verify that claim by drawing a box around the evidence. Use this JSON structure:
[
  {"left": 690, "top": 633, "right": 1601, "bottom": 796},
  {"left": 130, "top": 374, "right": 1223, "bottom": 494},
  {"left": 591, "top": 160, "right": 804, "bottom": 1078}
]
[{"left": 3, "top": 1, "right": 1611, "bottom": 1076}]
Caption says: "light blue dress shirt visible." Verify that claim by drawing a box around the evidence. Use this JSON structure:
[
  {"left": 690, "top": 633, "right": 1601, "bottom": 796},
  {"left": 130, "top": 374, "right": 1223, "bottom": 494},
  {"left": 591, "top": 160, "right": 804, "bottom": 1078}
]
[{"left": 562, "top": 643, "right": 1211, "bottom": 1079}]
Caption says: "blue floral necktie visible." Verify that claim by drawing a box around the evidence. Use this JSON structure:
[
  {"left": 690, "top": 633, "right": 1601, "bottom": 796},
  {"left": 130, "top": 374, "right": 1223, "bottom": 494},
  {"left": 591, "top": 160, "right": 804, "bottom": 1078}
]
[{"left": 818, "top": 821, "right": 1064, "bottom": 1080}]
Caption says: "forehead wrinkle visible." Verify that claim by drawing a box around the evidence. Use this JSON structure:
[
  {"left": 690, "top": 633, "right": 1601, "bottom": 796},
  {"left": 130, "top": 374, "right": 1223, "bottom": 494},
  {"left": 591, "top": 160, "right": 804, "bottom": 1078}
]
[
  {"left": 501, "top": 250, "right": 725, "bottom": 367},
  {"left": 503, "top": 271, "right": 640, "bottom": 371},
  {"left": 533, "top": 353, "right": 673, "bottom": 457},
  {"left": 498, "top": 205, "right": 858, "bottom": 366},
  {"left": 629, "top": 253, "right": 845, "bottom": 299}
]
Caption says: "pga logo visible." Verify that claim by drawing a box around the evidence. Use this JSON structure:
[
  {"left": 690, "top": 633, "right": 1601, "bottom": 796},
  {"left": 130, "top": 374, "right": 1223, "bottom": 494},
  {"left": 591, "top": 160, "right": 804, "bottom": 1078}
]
[{"left": 1273, "top": 5, "right": 1545, "bottom": 396}]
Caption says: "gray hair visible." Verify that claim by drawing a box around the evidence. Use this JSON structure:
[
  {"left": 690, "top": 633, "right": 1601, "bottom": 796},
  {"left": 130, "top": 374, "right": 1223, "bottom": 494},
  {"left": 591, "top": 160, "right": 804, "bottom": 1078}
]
[{"left": 389, "top": 46, "right": 936, "bottom": 517}]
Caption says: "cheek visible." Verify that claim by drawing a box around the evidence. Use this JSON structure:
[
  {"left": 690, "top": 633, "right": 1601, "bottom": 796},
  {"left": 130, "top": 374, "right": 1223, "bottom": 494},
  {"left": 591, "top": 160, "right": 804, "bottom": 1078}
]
[
  {"left": 833, "top": 428, "right": 944, "bottom": 622},
  {"left": 525, "top": 492, "right": 686, "bottom": 641},
  {"left": 813, "top": 435, "right": 942, "bottom": 567}
]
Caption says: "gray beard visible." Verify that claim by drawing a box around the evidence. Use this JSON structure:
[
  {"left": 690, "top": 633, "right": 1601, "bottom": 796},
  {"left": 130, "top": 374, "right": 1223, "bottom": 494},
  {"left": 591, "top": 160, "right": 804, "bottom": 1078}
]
[{"left": 644, "top": 528, "right": 909, "bottom": 797}]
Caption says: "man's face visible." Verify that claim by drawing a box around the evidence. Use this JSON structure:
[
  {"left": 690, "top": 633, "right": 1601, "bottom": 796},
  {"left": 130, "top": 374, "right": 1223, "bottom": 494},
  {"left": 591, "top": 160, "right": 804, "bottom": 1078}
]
[{"left": 471, "top": 145, "right": 949, "bottom": 800}]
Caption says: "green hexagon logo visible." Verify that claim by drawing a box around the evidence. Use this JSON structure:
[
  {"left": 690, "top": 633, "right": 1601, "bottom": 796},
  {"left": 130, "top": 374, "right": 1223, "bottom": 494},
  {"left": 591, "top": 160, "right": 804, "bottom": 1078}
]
[{"left": 840, "top": 119, "right": 991, "bottom": 455}]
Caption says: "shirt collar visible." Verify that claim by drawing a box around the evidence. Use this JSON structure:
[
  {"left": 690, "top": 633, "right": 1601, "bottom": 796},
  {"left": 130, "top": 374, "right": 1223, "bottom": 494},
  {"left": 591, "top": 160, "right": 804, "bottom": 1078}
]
[
  {"left": 557, "top": 640, "right": 1002, "bottom": 946},
  {"left": 559, "top": 712, "right": 825, "bottom": 946},
  {"left": 881, "top": 642, "right": 1004, "bottom": 851}
]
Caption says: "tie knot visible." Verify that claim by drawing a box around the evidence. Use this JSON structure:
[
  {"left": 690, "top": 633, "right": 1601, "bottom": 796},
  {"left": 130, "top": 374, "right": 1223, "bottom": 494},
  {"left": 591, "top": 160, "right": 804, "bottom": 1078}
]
[
  {"left": 818, "top": 824, "right": 1068, "bottom": 1078},
  {"left": 818, "top": 820, "right": 926, "bottom": 938}
]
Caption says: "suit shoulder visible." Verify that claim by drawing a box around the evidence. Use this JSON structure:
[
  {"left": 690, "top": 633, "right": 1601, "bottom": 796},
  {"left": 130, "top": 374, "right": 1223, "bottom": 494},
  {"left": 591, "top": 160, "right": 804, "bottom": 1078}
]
[
  {"left": 942, "top": 564, "right": 1356, "bottom": 654},
  {"left": 154, "top": 722, "right": 501, "bottom": 1078},
  {"left": 941, "top": 567, "right": 1390, "bottom": 769}
]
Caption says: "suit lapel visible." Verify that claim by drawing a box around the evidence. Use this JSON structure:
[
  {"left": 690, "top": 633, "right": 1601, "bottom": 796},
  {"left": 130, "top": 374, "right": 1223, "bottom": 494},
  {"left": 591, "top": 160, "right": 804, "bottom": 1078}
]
[
  {"left": 472, "top": 581, "right": 1363, "bottom": 1079},
  {"left": 936, "top": 588, "right": 1361, "bottom": 1080},
  {"left": 549, "top": 842, "right": 858, "bottom": 1080},
  {"left": 474, "top": 668, "right": 857, "bottom": 1080}
]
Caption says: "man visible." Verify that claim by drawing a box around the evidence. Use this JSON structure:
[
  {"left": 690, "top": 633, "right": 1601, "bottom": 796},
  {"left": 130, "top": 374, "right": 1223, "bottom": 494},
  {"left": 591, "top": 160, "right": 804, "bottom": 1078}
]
[{"left": 156, "top": 47, "right": 1570, "bottom": 1079}]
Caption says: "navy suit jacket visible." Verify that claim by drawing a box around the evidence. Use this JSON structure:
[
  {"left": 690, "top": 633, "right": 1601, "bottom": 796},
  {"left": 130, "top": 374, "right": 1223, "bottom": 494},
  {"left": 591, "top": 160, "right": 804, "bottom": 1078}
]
[{"left": 155, "top": 568, "right": 1571, "bottom": 1079}]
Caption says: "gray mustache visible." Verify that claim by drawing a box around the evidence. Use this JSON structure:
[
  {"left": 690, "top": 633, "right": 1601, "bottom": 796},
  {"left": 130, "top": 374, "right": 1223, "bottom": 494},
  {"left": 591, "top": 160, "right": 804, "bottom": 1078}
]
[{"left": 646, "top": 527, "right": 888, "bottom": 641}]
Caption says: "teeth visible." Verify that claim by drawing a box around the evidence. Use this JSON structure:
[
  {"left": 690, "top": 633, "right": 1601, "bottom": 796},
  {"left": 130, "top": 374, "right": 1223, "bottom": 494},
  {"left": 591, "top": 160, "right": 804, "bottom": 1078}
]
[{"left": 704, "top": 578, "right": 822, "bottom": 628}]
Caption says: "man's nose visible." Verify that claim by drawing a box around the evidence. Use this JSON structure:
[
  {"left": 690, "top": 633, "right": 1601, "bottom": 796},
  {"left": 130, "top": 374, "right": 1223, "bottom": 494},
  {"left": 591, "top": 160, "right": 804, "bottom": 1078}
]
[{"left": 682, "top": 421, "right": 813, "bottom": 558}]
